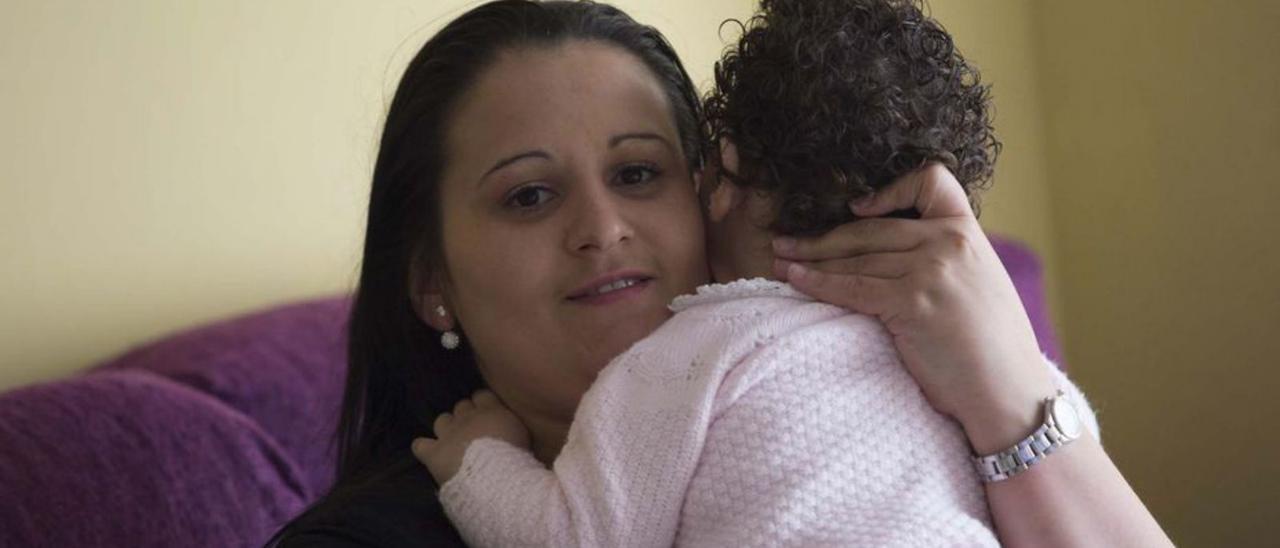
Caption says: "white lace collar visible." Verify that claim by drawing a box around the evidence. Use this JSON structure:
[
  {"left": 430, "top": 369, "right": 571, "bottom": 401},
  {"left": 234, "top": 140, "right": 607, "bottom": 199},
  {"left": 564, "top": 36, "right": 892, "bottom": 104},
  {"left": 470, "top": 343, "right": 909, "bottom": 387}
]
[{"left": 669, "top": 278, "right": 812, "bottom": 313}]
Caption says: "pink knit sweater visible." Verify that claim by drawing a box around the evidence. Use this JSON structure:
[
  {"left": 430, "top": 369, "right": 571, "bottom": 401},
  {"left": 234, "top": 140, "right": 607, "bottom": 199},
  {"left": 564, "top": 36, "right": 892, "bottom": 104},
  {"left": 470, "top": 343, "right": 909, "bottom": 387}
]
[{"left": 439, "top": 279, "right": 1098, "bottom": 547}]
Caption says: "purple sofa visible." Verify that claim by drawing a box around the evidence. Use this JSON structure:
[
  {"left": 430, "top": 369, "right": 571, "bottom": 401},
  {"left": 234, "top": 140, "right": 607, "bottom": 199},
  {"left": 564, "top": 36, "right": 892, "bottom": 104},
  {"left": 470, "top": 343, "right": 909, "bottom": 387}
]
[{"left": 0, "top": 237, "right": 1060, "bottom": 547}]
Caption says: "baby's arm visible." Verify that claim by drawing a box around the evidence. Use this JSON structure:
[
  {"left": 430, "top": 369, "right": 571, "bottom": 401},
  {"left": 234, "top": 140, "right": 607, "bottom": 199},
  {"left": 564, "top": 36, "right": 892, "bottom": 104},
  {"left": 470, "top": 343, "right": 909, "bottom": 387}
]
[
  {"left": 412, "top": 390, "right": 582, "bottom": 547},
  {"left": 412, "top": 390, "right": 530, "bottom": 485},
  {"left": 417, "top": 326, "right": 738, "bottom": 547}
]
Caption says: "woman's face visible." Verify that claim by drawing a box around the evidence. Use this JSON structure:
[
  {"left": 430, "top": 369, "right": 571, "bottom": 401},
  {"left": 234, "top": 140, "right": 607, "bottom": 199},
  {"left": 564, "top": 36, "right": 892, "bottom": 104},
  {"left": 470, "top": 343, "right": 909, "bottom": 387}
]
[{"left": 435, "top": 41, "right": 708, "bottom": 425}]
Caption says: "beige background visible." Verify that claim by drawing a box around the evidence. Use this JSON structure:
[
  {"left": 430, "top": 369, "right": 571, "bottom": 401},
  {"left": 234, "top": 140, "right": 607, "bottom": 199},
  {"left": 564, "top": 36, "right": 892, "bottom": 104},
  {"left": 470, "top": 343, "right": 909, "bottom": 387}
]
[
  {"left": 1, "top": 0, "right": 1275, "bottom": 544},
  {"left": 1032, "top": 1, "right": 1279, "bottom": 545}
]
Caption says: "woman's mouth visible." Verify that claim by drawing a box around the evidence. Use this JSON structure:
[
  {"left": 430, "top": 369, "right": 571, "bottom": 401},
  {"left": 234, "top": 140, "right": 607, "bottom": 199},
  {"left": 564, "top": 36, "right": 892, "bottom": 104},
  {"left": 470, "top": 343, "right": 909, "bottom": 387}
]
[{"left": 567, "top": 273, "right": 655, "bottom": 306}]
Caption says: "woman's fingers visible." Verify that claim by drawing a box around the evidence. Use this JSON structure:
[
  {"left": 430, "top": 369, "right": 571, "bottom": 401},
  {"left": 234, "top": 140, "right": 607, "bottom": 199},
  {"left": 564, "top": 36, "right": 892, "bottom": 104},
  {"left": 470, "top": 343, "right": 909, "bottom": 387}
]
[
  {"left": 849, "top": 163, "right": 973, "bottom": 220},
  {"left": 780, "top": 262, "right": 896, "bottom": 316},
  {"left": 806, "top": 250, "right": 914, "bottom": 279},
  {"left": 773, "top": 217, "right": 926, "bottom": 260}
]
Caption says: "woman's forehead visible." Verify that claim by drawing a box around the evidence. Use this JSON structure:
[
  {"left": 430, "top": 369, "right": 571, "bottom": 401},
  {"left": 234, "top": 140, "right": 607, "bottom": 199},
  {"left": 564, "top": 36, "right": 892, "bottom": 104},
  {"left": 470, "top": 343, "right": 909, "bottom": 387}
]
[{"left": 445, "top": 41, "right": 680, "bottom": 170}]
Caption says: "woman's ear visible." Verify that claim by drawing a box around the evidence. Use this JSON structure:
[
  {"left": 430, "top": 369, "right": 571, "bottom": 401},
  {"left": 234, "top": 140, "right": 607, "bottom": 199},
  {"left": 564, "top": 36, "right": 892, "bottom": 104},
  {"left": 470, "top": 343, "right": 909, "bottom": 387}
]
[
  {"left": 413, "top": 293, "right": 456, "bottom": 333},
  {"left": 409, "top": 264, "right": 456, "bottom": 332}
]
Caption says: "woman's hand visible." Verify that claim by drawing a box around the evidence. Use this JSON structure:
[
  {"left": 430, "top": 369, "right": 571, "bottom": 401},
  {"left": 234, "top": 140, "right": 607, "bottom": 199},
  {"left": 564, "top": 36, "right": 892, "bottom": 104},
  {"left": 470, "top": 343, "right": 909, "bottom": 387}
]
[
  {"left": 777, "top": 165, "right": 1175, "bottom": 546},
  {"left": 772, "top": 164, "right": 1056, "bottom": 453},
  {"left": 411, "top": 390, "right": 531, "bottom": 485}
]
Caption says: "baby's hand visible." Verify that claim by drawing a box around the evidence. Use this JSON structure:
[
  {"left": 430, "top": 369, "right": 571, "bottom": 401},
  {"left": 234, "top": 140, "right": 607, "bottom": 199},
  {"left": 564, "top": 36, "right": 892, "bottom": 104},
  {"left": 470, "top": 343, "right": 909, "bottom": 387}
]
[{"left": 411, "top": 389, "right": 530, "bottom": 485}]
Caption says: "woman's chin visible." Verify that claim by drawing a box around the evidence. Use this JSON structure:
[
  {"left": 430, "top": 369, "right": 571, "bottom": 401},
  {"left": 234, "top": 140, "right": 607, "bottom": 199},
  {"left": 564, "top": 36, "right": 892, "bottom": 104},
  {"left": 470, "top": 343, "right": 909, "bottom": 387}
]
[{"left": 573, "top": 309, "right": 672, "bottom": 373}]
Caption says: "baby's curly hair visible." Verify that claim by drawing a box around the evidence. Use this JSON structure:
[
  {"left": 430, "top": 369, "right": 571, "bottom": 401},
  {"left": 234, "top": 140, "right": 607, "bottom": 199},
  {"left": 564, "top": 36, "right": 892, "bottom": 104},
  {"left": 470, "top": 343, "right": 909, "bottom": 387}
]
[{"left": 704, "top": 0, "right": 999, "bottom": 235}]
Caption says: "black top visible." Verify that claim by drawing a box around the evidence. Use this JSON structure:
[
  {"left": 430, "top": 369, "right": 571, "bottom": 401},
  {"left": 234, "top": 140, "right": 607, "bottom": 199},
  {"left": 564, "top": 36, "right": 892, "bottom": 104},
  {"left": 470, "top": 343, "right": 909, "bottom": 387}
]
[{"left": 271, "top": 454, "right": 467, "bottom": 548}]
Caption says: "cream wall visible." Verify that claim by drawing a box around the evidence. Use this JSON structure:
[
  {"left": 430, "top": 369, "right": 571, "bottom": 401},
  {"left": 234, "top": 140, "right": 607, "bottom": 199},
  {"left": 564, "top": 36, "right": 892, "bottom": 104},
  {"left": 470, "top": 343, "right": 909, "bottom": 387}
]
[
  {"left": 926, "top": 0, "right": 1062, "bottom": 320},
  {"left": 1034, "top": 1, "right": 1279, "bottom": 544},
  {"left": 0, "top": 0, "right": 758, "bottom": 390}
]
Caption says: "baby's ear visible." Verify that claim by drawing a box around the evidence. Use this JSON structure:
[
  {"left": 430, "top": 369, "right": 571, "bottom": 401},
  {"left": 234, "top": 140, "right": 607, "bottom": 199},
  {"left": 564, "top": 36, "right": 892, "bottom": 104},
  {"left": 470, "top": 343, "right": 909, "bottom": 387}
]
[
  {"left": 706, "top": 138, "right": 745, "bottom": 223},
  {"left": 718, "top": 138, "right": 740, "bottom": 176},
  {"left": 707, "top": 172, "right": 742, "bottom": 224}
]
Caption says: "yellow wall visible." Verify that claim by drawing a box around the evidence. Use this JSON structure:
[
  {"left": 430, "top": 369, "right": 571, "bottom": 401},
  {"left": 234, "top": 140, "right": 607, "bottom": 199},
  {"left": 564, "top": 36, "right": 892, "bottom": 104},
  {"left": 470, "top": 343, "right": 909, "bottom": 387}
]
[
  {"left": 927, "top": 0, "right": 1063, "bottom": 319},
  {"left": 1034, "top": 1, "right": 1279, "bottom": 544},
  {"left": 917, "top": 3, "right": 1280, "bottom": 541},
  {"left": 0, "top": 0, "right": 757, "bottom": 390}
]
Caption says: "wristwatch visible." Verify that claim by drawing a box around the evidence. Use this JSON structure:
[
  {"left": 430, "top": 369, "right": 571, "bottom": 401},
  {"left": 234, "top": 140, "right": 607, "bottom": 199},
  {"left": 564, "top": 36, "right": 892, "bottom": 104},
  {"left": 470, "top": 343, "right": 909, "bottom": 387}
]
[{"left": 972, "top": 390, "right": 1084, "bottom": 483}]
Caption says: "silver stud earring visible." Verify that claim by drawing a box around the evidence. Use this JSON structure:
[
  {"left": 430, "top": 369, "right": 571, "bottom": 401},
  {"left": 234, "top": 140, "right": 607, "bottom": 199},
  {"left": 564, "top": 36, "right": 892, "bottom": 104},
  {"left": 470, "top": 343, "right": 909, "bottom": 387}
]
[
  {"left": 441, "top": 330, "right": 460, "bottom": 350},
  {"left": 436, "top": 305, "right": 460, "bottom": 350}
]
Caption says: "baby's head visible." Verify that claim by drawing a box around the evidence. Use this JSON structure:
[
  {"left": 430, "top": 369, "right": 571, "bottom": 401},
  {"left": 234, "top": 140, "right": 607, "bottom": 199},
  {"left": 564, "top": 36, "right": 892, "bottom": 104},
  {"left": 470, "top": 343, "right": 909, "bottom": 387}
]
[{"left": 701, "top": 0, "right": 999, "bottom": 282}]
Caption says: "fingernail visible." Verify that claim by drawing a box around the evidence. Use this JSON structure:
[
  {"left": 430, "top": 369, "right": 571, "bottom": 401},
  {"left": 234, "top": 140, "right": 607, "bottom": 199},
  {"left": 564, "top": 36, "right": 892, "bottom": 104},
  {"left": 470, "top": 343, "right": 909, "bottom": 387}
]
[
  {"left": 773, "top": 259, "right": 791, "bottom": 279},
  {"left": 787, "top": 262, "right": 809, "bottom": 282},
  {"left": 773, "top": 237, "right": 796, "bottom": 253},
  {"left": 850, "top": 195, "right": 874, "bottom": 210}
]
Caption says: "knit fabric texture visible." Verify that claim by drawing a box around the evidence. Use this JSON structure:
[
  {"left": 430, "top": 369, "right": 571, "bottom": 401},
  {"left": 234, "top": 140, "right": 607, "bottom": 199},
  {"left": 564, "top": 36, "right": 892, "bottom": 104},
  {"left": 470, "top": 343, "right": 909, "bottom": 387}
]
[{"left": 439, "top": 279, "right": 1098, "bottom": 547}]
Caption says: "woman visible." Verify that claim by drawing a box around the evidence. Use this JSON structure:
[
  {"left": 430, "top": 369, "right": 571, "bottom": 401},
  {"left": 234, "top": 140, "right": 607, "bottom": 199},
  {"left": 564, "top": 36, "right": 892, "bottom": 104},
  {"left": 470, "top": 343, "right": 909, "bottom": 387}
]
[{"left": 268, "top": 1, "right": 1170, "bottom": 546}]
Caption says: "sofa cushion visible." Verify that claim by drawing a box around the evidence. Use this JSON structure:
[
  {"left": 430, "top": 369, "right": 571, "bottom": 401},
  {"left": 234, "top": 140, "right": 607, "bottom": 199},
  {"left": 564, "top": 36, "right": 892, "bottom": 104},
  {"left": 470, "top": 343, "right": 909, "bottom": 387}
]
[
  {"left": 92, "top": 297, "right": 351, "bottom": 498},
  {"left": 0, "top": 370, "right": 308, "bottom": 547}
]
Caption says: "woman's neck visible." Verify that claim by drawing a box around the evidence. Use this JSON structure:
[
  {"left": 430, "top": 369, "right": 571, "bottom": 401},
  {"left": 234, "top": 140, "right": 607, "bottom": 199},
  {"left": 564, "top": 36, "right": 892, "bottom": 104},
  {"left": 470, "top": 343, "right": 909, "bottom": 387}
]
[{"left": 524, "top": 414, "right": 570, "bottom": 466}]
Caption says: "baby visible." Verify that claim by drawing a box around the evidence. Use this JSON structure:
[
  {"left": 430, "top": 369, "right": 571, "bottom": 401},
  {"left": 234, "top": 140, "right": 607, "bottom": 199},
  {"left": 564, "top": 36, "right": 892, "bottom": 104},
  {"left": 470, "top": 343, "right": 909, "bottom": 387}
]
[{"left": 416, "top": 0, "right": 1097, "bottom": 546}]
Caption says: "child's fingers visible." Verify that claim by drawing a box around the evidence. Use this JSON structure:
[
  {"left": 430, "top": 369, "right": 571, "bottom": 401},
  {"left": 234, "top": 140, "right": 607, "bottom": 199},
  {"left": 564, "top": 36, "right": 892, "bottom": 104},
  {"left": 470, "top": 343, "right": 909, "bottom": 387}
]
[
  {"left": 471, "top": 389, "right": 500, "bottom": 408},
  {"left": 452, "top": 398, "right": 476, "bottom": 416},
  {"left": 432, "top": 412, "right": 454, "bottom": 437},
  {"left": 849, "top": 164, "right": 972, "bottom": 220},
  {"left": 772, "top": 218, "right": 925, "bottom": 261},
  {"left": 410, "top": 437, "right": 435, "bottom": 463}
]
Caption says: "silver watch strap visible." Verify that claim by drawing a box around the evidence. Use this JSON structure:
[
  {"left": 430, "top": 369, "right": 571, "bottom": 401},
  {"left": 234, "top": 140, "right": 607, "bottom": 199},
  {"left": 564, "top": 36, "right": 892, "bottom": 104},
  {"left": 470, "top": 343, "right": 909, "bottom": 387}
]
[{"left": 972, "top": 391, "right": 1076, "bottom": 483}]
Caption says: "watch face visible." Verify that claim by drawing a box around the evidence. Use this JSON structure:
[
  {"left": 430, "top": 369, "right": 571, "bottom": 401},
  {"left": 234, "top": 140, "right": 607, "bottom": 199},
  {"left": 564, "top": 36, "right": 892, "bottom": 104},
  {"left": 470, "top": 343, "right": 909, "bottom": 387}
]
[{"left": 1051, "top": 398, "right": 1084, "bottom": 439}]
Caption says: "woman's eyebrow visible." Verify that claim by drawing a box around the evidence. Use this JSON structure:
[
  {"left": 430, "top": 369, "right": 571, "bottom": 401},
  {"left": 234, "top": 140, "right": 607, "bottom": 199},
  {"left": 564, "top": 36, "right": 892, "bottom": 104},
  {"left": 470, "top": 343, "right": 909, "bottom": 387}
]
[
  {"left": 482, "top": 150, "right": 551, "bottom": 182},
  {"left": 609, "top": 132, "right": 673, "bottom": 150}
]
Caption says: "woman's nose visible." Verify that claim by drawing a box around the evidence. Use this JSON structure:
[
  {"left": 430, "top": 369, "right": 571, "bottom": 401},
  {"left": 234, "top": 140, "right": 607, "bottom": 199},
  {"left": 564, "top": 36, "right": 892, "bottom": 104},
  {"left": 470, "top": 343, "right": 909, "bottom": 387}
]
[{"left": 565, "top": 183, "right": 633, "bottom": 254}]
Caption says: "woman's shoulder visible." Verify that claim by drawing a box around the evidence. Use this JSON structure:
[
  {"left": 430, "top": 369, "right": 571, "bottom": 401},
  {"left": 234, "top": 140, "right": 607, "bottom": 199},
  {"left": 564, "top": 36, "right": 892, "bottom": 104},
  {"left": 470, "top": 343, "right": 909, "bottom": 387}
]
[{"left": 268, "top": 454, "right": 466, "bottom": 548}]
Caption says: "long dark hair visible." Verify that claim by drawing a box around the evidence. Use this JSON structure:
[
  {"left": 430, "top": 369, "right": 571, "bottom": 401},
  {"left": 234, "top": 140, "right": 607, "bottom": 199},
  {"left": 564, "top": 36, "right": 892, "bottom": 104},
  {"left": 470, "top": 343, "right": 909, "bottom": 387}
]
[{"left": 268, "top": 0, "right": 705, "bottom": 543}]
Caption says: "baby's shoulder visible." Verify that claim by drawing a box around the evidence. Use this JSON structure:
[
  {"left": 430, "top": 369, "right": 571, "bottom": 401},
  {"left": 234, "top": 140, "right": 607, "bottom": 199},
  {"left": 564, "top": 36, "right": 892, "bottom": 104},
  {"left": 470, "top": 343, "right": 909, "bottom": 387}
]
[
  {"left": 774, "top": 309, "right": 899, "bottom": 364},
  {"left": 710, "top": 310, "right": 905, "bottom": 401},
  {"left": 602, "top": 296, "right": 832, "bottom": 386}
]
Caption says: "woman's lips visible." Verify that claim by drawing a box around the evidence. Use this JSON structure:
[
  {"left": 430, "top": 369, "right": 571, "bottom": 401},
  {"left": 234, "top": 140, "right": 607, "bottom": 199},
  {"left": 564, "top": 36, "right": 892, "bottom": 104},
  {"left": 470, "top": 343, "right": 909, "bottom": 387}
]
[{"left": 566, "top": 276, "right": 654, "bottom": 306}]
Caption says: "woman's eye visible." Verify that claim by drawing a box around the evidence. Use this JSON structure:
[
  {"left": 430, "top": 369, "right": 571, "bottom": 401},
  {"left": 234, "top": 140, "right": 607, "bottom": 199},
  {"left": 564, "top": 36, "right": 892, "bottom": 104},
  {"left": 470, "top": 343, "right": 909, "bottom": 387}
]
[
  {"left": 505, "top": 185, "right": 556, "bottom": 210},
  {"left": 616, "top": 164, "right": 659, "bottom": 186}
]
